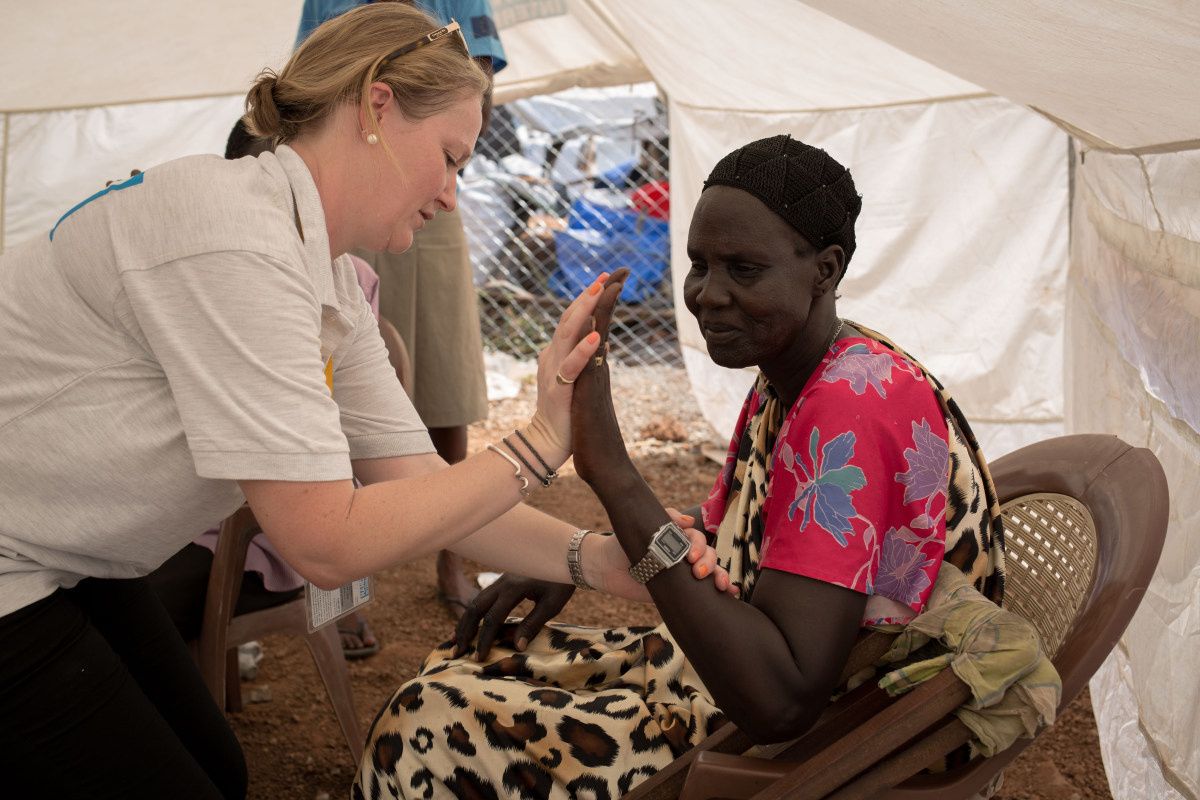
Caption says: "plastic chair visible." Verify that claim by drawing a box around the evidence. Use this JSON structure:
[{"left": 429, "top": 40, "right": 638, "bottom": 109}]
[
  {"left": 194, "top": 319, "right": 415, "bottom": 765},
  {"left": 196, "top": 505, "right": 364, "bottom": 763},
  {"left": 623, "top": 434, "right": 1169, "bottom": 800}
]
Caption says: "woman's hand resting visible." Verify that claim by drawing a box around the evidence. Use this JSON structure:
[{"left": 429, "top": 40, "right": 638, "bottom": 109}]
[{"left": 453, "top": 507, "right": 738, "bottom": 660}]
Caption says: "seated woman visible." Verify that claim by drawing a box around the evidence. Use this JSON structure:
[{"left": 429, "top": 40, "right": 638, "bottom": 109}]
[{"left": 354, "top": 135, "right": 1005, "bottom": 800}]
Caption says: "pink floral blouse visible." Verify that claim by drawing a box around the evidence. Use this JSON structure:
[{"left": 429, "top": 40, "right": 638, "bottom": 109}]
[{"left": 702, "top": 337, "right": 951, "bottom": 624}]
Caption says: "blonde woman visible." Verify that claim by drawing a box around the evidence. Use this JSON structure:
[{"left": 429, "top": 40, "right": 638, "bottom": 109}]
[{"left": 0, "top": 5, "right": 727, "bottom": 798}]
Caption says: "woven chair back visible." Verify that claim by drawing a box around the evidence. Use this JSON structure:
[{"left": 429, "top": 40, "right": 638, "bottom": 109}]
[{"left": 998, "top": 492, "right": 1097, "bottom": 658}]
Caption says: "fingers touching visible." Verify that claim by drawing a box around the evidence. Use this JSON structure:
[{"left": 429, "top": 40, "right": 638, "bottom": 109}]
[
  {"left": 678, "top": 520, "right": 738, "bottom": 597},
  {"left": 556, "top": 269, "right": 628, "bottom": 383},
  {"left": 557, "top": 331, "right": 601, "bottom": 384},
  {"left": 588, "top": 269, "right": 629, "bottom": 367}
]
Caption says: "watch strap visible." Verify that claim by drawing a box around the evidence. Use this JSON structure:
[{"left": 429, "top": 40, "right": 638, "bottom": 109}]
[
  {"left": 629, "top": 550, "right": 665, "bottom": 584},
  {"left": 566, "top": 529, "right": 595, "bottom": 590}
]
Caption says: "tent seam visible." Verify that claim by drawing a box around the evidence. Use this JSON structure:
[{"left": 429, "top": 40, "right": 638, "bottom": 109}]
[
  {"left": 578, "top": 0, "right": 645, "bottom": 73},
  {"left": 1135, "top": 155, "right": 1167, "bottom": 235},
  {"left": 1033, "top": 107, "right": 1200, "bottom": 156},
  {"left": 672, "top": 91, "right": 993, "bottom": 115}
]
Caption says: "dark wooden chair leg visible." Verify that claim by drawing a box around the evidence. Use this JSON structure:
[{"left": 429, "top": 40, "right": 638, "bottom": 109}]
[{"left": 224, "top": 649, "right": 243, "bottom": 712}]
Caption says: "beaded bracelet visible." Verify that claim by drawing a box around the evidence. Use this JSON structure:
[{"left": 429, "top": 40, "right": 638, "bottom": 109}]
[{"left": 486, "top": 443, "right": 531, "bottom": 497}]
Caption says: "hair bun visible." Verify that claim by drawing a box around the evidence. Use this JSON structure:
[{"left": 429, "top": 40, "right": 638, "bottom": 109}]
[{"left": 245, "top": 70, "right": 284, "bottom": 140}]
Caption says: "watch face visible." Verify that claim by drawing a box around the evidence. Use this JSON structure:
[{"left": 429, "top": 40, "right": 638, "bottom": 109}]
[{"left": 657, "top": 524, "right": 691, "bottom": 561}]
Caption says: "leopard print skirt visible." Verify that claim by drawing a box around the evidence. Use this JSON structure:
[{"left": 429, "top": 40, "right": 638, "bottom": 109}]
[{"left": 353, "top": 621, "right": 724, "bottom": 800}]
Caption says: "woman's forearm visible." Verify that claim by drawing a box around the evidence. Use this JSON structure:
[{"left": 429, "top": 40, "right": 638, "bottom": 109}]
[
  {"left": 589, "top": 470, "right": 832, "bottom": 742},
  {"left": 251, "top": 271, "right": 620, "bottom": 588},
  {"left": 250, "top": 445, "right": 647, "bottom": 599},
  {"left": 243, "top": 432, "right": 561, "bottom": 588},
  {"left": 452, "top": 503, "right": 652, "bottom": 602}
]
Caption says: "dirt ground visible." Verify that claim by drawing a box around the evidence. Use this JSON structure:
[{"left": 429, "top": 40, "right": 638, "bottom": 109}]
[{"left": 230, "top": 443, "right": 1110, "bottom": 799}]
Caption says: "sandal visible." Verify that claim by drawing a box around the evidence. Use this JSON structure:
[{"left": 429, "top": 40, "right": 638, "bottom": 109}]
[{"left": 337, "top": 615, "right": 380, "bottom": 660}]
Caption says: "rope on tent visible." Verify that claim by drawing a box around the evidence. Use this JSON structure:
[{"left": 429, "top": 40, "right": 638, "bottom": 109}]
[{"left": 672, "top": 91, "right": 992, "bottom": 115}]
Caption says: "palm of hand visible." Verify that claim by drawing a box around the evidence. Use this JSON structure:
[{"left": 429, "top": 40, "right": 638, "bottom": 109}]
[{"left": 571, "top": 271, "right": 633, "bottom": 488}]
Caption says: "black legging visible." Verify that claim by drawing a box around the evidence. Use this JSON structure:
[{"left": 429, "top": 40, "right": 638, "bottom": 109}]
[
  {"left": 0, "top": 577, "right": 247, "bottom": 799},
  {"left": 146, "top": 542, "right": 303, "bottom": 642}
]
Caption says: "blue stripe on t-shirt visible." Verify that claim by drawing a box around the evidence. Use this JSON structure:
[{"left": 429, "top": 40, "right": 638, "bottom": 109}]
[{"left": 49, "top": 171, "right": 145, "bottom": 242}]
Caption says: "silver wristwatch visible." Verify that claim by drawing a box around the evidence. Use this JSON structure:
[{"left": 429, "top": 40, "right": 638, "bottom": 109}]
[{"left": 628, "top": 521, "right": 691, "bottom": 584}]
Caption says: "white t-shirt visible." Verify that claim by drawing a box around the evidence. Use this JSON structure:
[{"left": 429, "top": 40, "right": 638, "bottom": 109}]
[{"left": 0, "top": 146, "right": 434, "bottom": 617}]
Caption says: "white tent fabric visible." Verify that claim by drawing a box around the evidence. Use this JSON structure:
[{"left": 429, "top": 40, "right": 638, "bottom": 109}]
[
  {"left": 490, "top": 1, "right": 648, "bottom": 103},
  {"left": 0, "top": 0, "right": 301, "bottom": 252},
  {"left": 1067, "top": 146, "right": 1200, "bottom": 799},
  {"left": 594, "top": 0, "right": 1067, "bottom": 456},
  {"left": 0, "top": 1, "right": 298, "bottom": 112},
  {"left": 0, "top": 2, "right": 1196, "bottom": 796},
  {"left": 803, "top": 0, "right": 1200, "bottom": 152}
]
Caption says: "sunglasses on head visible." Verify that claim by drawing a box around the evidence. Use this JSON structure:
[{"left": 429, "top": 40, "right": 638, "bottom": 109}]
[{"left": 379, "top": 19, "right": 468, "bottom": 67}]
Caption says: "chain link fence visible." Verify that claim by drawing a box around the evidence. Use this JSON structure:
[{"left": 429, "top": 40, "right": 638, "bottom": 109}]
[{"left": 459, "top": 85, "right": 680, "bottom": 367}]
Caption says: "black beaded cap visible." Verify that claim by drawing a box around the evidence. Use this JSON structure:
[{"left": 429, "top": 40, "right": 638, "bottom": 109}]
[{"left": 703, "top": 134, "right": 862, "bottom": 263}]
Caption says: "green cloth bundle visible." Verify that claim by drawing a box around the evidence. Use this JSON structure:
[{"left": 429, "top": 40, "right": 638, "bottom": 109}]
[{"left": 876, "top": 563, "right": 1062, "bottom": 757}]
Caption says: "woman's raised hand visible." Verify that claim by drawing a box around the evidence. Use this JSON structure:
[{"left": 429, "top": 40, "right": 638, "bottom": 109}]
[
  {"left": 569, "top": 269, "right": 632, "bottom": 488},
  {"left": 524, "top": 271, "right": 622, "bottom": 468}
]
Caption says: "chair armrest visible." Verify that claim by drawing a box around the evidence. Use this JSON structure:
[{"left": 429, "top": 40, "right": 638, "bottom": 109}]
[
  {"left": 754, "top": 670, "right": 971, "bottom": 800},
  {"left": 622, "top": 722, "right": 753, "bottom": 800},
  {"left": 622, "top": 630, "right": 899, "bottom": 799},
  {"left": 679, "top": 752, "right": 793, "bottom": 800}
]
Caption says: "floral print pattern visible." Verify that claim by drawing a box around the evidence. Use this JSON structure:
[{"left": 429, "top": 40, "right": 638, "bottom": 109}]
[
  {"left": 875, "top": 531, "right": 938, "bottom": 606},
  {"left": 781, "top": 429, "right": 866, "bottom": 546},
  {"left": 703, "top": 337, "right": 951, "bottom": 620},
  {"left": 820, "top": 343, "right": 897, "bottom": 397}
]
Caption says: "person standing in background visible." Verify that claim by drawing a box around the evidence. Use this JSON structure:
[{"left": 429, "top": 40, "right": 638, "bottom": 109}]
[{"left": 297, "top": 0, "right": 506, "bottom": 621}]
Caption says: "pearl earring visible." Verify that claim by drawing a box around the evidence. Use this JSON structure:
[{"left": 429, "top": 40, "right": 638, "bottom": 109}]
[{"left": 366, "top": 132, "right": 379, "bottom": 145}]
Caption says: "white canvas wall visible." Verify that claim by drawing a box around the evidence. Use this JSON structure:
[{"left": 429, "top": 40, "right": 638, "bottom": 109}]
[
  {"left": 802, "top": 0, "right": 1200, "bottom": 151},
  {"left": 3, "top": 96, "right": 244, "bottom": 249},
  {"left": 596, "top": 0, "right": 1068, "bottom": 456},
  {"left": 669, "top": 96, "right": 1068, "bottom": 457},
  {"left": 1068, "top": 146, "right": 1200, "bottom": 800}
]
